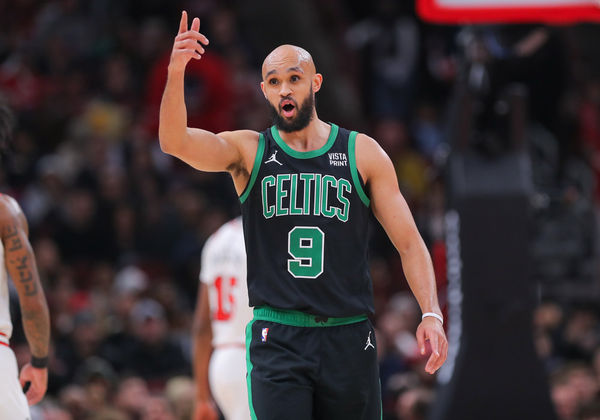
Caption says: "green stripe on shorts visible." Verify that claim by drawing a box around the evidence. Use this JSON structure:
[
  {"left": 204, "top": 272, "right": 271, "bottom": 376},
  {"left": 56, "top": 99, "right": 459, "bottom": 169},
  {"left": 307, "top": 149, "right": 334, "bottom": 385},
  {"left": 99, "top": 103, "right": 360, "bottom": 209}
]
[
  {"left": 245, "top": 319, "right": 258, "bottom": 420},
  {"left": 253, "top": 306, "right": 367, "bottom": 327}
]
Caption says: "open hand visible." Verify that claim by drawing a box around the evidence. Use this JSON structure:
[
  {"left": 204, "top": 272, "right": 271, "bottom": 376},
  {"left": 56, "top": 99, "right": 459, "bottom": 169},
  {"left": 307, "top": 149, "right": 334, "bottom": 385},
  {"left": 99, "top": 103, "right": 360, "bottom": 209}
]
[
  {"left": 170, "top": 11, "right": 210, "bottom": 72},
  {"left": 416, "top": 317, "right": 448, "bottom": 374}
]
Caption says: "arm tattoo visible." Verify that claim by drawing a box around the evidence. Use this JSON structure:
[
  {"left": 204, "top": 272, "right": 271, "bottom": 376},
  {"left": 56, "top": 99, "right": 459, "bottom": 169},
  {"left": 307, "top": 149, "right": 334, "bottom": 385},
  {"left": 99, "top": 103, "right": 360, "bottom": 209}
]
[
  {"left": 10, "top": 255, "right": 37, "bottom": 296},
  {"left": 3, "top": 222, "right": 49, "bottom": 357},
  {"left": 3, "top": 224, "right": 23, "bottom": 251}
]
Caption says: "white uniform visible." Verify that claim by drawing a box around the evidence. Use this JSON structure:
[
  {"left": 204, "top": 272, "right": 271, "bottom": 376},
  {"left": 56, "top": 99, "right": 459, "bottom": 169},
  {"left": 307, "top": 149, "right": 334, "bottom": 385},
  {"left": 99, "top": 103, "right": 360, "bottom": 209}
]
[
  {"left": 0, "top": 240, "right": 31, "bottom": 420},
  {"left": 200, "top": 218, "right": 252, "bottom": 420}
]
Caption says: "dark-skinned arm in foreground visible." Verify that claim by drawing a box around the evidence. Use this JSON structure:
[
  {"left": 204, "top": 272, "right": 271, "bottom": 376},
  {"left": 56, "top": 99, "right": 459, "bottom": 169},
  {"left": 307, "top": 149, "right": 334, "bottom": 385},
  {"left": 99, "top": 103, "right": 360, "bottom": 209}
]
[{"left": 0, "top": 195, "right": 50, "bottom": 405}]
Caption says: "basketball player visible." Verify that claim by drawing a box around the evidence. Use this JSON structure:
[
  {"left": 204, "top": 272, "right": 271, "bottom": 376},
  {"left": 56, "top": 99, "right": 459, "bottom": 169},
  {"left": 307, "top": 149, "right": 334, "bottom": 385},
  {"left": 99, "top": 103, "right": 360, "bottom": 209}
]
[
  {"left": 0, "top": 101, "right": 50, "bottom": 419},
  {"left": 193, "top": 217, "right": 252, "bottom": 420},
  {"left": 160, "top": 12, "right": 447, "bottom": 419}
]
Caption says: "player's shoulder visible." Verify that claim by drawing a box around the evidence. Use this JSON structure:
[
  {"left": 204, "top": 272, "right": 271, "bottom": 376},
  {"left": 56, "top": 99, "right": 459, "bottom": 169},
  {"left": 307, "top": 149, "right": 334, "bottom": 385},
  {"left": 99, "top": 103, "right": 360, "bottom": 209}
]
[
  {"left": 217, "top": 130, "right": 260, "bottom": 147},
  {"left": 354, "top": 132, "right": 379, "bottom": 148},
  {"left": 218, "top": 130, "right": 263, "bottom": 169},
  {"left": 0, "top": 194, "right": 22, "bottom": 220},
  {"left": 350, "top": 132, "right": 393, "bottom": 182},
  {"left": 0, "top": 194, "right": 25, "bottom": 234},
  {"left": 353, "top": 132, "right": 389, "bottom": 162}
]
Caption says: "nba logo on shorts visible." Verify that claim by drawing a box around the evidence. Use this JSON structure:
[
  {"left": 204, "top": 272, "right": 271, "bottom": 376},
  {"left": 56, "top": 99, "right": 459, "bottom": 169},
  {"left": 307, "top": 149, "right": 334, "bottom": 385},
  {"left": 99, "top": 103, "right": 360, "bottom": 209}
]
[{"left": 261, "top": 328, "right": 269, "bottom": 342}]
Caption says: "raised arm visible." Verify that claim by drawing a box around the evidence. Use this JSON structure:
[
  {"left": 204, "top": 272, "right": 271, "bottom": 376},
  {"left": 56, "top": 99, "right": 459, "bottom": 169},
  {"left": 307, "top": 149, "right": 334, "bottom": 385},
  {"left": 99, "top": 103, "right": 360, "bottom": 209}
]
[
  {"left": 356, "top": 134, "right": 447, "bottom": 374},
  {"left": 0, "top": 195, "right": 49, "bottom": 405},
  {"left": 159, "top": 11, "right": 257, "bottom": 179}
]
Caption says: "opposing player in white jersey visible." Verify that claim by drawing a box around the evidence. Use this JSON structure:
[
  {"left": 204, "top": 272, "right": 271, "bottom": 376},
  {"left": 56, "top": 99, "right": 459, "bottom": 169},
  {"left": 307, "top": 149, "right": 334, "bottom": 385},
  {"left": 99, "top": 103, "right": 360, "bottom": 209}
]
[
  {"left": 193, "top": 217, "right": 253, "bottom": 420},
  {"left": 0, "top": 99, "right": 51, "bottom": 419}
]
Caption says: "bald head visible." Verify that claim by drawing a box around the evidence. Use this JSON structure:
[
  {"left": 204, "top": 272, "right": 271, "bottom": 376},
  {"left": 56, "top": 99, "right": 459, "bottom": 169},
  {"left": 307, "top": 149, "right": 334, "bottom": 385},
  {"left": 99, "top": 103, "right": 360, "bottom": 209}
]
[{"left": 262, "top": 45, "right": 316, "bottom": 80}]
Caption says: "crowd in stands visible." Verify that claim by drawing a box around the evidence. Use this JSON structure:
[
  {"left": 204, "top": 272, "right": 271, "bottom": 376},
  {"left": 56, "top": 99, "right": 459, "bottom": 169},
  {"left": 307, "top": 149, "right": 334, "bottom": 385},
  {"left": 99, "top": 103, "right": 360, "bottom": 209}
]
[{"left": 1, "top": 1, "right": 600, "bottom": 419}]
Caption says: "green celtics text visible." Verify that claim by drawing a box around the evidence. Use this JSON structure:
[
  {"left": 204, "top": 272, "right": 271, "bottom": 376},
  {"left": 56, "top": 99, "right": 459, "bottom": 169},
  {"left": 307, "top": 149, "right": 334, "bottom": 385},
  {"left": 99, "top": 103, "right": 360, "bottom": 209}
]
[{"left": 261, "top": 173, "right": 351, "bottom": 222}]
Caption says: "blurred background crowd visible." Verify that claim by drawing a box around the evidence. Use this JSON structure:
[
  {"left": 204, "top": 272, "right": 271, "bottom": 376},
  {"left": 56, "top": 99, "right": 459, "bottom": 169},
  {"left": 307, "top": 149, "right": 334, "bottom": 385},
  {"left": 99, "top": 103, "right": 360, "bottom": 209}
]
[{"left": 1, "top": 0, "right": 600, "bottom": 419}]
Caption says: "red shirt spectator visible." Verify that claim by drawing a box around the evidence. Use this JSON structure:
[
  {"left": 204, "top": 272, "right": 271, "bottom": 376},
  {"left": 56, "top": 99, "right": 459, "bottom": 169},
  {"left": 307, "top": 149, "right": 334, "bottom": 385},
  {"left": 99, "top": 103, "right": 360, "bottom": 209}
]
[{"left": 143, "top": 51, "right": 233, "bottom": 136}]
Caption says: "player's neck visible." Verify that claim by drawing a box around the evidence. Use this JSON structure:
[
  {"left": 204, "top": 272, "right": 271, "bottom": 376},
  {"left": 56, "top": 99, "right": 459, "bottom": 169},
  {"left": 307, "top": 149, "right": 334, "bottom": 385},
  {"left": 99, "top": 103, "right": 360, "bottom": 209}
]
[{"left": 276, "top": 116, "right": 330, "bottom": 152}]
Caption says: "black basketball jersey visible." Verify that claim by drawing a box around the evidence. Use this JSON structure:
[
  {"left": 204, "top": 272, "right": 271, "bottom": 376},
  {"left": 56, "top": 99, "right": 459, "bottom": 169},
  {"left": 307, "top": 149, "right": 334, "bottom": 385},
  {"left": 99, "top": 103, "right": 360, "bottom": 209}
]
[{"left": 240, "top": 123, "right": 374, "bottom": 318}]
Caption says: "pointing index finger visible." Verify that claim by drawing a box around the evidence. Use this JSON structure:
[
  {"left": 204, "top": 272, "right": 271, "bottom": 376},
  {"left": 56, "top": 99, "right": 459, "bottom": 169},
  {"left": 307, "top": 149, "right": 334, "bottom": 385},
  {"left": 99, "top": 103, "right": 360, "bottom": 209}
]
[{"left": 179, "top": 11, "right": 188, "bottom": 34}]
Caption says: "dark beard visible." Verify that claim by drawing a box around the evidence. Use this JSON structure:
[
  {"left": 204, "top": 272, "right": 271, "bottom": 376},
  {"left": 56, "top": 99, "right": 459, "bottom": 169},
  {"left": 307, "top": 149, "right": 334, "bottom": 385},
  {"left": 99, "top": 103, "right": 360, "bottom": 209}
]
[{"left": 268, "top": 92, "right": 314, "bottom": 133}]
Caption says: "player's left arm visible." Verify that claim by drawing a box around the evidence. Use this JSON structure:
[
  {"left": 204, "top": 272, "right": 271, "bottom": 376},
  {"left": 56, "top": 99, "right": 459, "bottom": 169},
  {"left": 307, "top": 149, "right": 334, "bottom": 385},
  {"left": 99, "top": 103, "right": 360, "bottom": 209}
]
[
  {"left": 356, "top": 133, "right": 448, "bottom": 374},
  {"left": 192, "top": 283, "right": 218, "bottom": 420},
  {"left": 0, "top": 196, "right": 50, "bottom": 404}
]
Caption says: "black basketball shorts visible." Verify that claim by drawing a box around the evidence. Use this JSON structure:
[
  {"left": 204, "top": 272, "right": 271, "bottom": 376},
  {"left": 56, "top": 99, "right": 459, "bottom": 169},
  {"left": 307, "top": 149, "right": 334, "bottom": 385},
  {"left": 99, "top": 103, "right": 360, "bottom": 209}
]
[{"left": 245, "top": 306, "right": 382, "bottom": 420}]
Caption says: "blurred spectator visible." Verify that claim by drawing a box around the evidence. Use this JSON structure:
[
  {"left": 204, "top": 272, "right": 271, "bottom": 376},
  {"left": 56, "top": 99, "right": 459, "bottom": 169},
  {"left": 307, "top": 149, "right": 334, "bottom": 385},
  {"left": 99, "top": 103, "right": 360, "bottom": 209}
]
[
  {"left": 377, "top": 293, "right": 424, "bottom": 415},
  {"left": 126, "top": 298, "right": 191, "bottom": 390},
  {"left": 206, "top": 7, "right": 269, "bottom": 131},
  {"left": 58, "top": 385, "right": 87, "bottom": 419},
  {"left": 373, "top": 118, "right": 430, "bottom": 210},
  {"left": 395, "top": 387, "right": 434, "bottom": 420},
  {"left": 578, "top": 401, "right": 600, "bottom": 420},
  {"left": 593, "top": 348, "right": 600, "bottom": 384},
  {"left": 54, "top": 311, "right": 103, "bottom": 383},
  {"left": 579, "top": 78, "right": 600, "bottom": 204},
  {"left": 141, "top": 395, "right": 176, "bottom": 420},
  {"left": 552, "top": 362, "right": 600, "bottom": 420},
  {"left": 346, "top": 0, "right": 419, "bottom": 118},
  {"left": 33, "top": 399, "right": 74, "bottom": 420},
  {"left": 143, "top": 50, "right": 233, "bottom": 136},
  {"left": 21, "top": 154, "right": 70, "bottom": 227},
  {"left": 88, "top": 408, "right": 129, "bottom": 420},
  {"left": 412, "top": 102, "right": 447, "bottom": 163},
  {"left": 559, "top": 308, "right": 600, "bottom": 362},
  {"left": 165, "top": 376, "right": 195, "bottom": 420},
  {"left": 114, "top": 376, "right": 151, "bottom": 419},
  {"left": 52, "top": 187, "right": 114, "bottom": 265},
  {"left": 73, "top": 357, "right": 117, "bottom": 412}
]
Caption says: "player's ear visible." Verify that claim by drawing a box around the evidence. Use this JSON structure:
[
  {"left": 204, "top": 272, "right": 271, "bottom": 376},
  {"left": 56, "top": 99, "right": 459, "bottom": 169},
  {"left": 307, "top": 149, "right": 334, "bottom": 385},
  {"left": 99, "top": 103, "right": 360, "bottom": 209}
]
[
  {"left": 313, "top": 73, "right": 323, "bottom": 93},
  {"left": 260, "top": 81, "right": 267, "bottom": 98}
]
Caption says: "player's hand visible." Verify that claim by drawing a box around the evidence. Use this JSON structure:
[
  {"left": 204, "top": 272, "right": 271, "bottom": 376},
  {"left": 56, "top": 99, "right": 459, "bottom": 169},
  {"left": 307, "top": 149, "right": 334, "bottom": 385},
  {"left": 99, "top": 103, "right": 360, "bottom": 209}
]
[
  {"left": 416, "top": 317, "right": 448, "bottom": 374},
  {"left": 19, "top": 363, "right": 48, "bottom": 406},
  {"left": 169, "top": 11, "right": 210, "bottom": 73},
  {"left": 193, "top": 400, "right": 218, "bottom": 420}
]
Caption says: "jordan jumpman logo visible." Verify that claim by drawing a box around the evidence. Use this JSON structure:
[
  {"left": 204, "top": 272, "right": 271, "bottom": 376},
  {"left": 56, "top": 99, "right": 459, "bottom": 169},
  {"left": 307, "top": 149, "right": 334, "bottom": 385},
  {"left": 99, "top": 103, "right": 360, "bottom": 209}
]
[
  {"left": 364, "top": 331, "right": 375, "bottom": 350},
  {"left": 265, "top": 150, "right": 283, "bottom": 165}
]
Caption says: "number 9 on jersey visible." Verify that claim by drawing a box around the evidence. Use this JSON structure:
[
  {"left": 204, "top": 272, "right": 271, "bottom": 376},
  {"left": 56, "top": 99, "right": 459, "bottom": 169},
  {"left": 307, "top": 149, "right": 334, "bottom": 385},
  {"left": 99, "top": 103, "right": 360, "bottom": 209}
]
[{"left": 287, "top": 226, "right": 324, "bottom": 279}]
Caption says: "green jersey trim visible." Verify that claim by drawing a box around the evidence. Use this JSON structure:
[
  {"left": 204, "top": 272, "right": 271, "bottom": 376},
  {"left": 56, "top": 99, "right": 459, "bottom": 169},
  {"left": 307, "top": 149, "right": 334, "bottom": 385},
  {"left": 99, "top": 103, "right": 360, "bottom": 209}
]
[
  {"left": 348, "top": 131, "right": 370, "bottom": 207},
  {"left": 253, "top": 306, "right": 367, "bottom": 327},
  {"left": 239, "top": 133, "right": 266, "bottom": 204},
  {"left": 245, "top": 319, "right": 258, "bottom": 420},
  {"left": 270, "top": 123, "right": 339, "bottom": 159}
]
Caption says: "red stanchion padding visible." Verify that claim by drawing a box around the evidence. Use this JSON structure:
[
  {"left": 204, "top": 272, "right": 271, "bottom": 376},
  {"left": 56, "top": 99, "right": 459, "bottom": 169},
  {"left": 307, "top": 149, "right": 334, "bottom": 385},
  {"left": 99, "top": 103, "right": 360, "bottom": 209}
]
[{"left": 417, "top": 0, "right": 600, "bottom": 24}]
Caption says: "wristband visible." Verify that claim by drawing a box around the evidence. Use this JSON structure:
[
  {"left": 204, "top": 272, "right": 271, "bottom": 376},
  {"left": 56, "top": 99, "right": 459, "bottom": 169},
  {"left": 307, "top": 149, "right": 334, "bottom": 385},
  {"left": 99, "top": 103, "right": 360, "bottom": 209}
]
[
  {"left": 422, "top": 312, "right": 443, "bottom": 325},
  {"left": 31, "top": 355, "right": 48, "bottom": 369}
]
